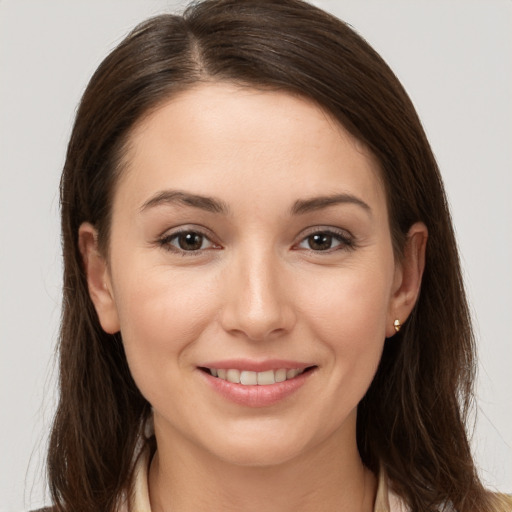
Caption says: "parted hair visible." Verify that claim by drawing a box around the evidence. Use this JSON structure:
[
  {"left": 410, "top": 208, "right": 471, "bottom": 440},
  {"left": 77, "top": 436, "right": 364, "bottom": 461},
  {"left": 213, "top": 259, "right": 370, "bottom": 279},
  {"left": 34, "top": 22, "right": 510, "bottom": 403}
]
[{"left": 48, "top": 1, "right": 506, "bottom": 511}]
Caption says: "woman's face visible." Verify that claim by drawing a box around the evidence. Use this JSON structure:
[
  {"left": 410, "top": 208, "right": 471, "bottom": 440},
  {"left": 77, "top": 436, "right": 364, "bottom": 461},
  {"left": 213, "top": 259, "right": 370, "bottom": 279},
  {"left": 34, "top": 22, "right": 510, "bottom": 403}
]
[{"left": 84, "top": 83, "right": 421, "bottom": 466}]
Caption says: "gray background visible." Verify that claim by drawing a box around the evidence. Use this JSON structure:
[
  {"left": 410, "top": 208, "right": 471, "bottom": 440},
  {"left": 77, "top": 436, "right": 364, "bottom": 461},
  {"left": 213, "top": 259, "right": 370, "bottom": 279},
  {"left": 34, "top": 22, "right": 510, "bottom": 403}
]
[{"left": 1, "top": 1, "right": 510, "bottom": 510}]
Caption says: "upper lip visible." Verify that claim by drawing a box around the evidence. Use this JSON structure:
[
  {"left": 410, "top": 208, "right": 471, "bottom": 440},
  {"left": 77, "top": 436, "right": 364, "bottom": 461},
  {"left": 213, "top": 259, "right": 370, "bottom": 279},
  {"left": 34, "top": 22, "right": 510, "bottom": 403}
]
[{"left": 199, "top": 359, "right": 313, "bottom": 372}]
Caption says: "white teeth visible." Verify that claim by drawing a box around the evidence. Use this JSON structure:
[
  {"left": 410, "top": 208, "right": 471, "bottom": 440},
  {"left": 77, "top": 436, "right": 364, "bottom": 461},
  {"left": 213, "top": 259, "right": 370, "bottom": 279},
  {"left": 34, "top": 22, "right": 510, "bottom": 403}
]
[
  {"left": 286, "top": 369, "right": 299, "bottom": 379},
  {"left": 240, "top": 370, "right": 258, "bottom": 385},
  {"left": 209, "top": 367, "right": 307, "bottom": 385},
  {"left": 226, "top": 369, "right": 240, "bottom": 383},
  {"left": 257, "top": 369, "right": 275, "bottom": 385},
  {"left": 275, "top": 368, "right": 287, "bottom": 382}
]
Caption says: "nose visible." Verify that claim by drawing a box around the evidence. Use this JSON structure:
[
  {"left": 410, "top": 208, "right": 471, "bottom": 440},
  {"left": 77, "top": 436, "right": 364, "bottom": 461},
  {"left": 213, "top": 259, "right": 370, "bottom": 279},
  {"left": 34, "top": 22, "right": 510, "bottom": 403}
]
[{"left": 219, "top": 247, "right": 296, "bottom": 342}]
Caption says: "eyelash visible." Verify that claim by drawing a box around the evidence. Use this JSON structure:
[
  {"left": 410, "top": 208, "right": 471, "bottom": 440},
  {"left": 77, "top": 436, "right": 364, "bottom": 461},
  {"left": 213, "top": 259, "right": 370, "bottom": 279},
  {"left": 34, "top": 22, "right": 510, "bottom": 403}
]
[
  {"left": 157, "top": 228, "right": 219, "bottom": 256},
  {"left": 157, "top": 227, "right": 355, "bottom": 255},
  {"left": 294, "top": 228, "right": 355, "bottom": 253}
]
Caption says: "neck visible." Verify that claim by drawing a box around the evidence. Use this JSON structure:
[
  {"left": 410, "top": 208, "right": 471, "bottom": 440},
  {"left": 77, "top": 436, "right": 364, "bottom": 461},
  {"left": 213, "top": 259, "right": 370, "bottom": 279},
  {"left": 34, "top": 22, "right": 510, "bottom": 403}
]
[{"left": 148, "top": 418, "right": 377, "bottom": 512}]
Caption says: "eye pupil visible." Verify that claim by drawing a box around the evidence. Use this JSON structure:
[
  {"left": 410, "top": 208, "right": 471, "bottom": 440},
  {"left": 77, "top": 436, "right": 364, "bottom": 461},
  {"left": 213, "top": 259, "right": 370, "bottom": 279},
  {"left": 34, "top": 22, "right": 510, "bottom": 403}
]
[
  {"left": 309, "top": 233, "right": 332, "bottom": 251},
  {"left": 178, "top": 232, "right": 203, "bottom": 250}
]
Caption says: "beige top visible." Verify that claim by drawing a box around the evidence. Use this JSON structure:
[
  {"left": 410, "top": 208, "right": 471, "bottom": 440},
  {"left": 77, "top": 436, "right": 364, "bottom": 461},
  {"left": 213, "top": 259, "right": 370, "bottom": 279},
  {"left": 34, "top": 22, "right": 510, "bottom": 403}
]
[{"left": 124, "top": 447, "right": 409, "bottom": 512}]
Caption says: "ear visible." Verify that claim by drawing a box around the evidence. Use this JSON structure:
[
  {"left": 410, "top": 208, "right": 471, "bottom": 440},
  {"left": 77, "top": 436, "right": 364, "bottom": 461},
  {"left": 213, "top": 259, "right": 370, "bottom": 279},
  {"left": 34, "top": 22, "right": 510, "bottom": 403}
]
[
  {"left": 78, "top": 222, "right": 120, "bottom": 334},
  {"left": 386, "top": 222, "right": 428, "bottom": 337}
]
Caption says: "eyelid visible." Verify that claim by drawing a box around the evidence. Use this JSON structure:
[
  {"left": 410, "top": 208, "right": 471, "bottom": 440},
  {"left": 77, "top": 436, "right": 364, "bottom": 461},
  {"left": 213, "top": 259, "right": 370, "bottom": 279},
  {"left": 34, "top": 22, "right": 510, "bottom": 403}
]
[
  {"left": 293, "top": 226, "right": 355, "bottom": 252},
  {"left": 155, "top": 224, "right": 354, "bottom": 255},
  {"left": 157, "top": 225, "right": 222, "bottom": 254}
]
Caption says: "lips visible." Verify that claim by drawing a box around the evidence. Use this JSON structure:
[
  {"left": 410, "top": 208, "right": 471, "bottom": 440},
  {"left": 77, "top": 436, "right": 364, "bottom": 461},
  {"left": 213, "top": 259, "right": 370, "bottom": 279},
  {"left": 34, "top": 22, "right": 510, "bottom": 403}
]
[{"left": 198, "top": 360, "right": 316, "bottom": 407}]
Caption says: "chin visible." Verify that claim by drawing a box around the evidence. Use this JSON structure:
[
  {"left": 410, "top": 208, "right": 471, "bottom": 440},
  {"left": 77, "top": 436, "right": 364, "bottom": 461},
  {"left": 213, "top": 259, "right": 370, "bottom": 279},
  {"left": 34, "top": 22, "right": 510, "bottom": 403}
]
[
  {"left": 213, "top": 439, "right": 307, "bottom": 468},
  {"left": 200, "top": 419, "right": 328, "bottom": 468}
]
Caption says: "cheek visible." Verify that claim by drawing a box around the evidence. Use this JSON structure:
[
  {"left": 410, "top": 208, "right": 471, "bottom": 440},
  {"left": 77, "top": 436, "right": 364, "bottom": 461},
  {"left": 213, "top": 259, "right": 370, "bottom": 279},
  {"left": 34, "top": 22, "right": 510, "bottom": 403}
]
[
  {"left": 299, "top": 262, "right": 392, "bottom": 341},
  {"left": 295, "top": 260, "right": 393, "bottom": 392},
  {"left": 110, "top": 262, "right": 219, "bottom": 388}
]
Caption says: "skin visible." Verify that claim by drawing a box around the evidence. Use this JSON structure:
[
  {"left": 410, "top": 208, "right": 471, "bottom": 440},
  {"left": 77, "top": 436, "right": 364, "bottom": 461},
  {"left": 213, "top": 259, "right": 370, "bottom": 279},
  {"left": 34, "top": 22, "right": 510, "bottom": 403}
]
[{"left": 80, "top": 83, "right": 427, "bottom": 511}]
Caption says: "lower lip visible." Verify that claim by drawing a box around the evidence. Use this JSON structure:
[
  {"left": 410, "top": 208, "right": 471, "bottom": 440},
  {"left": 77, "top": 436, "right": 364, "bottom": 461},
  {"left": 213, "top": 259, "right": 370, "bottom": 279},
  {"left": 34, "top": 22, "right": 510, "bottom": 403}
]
[{"left": 200, "top": 369, "right": 313, "bottom": 407}]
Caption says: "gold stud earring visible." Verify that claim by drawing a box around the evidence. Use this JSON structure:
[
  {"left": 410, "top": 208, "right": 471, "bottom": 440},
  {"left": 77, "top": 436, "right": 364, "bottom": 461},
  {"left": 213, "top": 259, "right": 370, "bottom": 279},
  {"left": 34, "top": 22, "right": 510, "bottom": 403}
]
[{"left": 393, "top": 319, "right": 402, "bottom": 333}]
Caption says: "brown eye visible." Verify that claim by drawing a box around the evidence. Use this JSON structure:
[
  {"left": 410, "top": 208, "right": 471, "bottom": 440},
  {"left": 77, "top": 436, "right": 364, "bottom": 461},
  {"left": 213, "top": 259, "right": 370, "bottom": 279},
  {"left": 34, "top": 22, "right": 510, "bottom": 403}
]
[
  {"left": 177, "top": 232, "right": 204, "bottom": 251},
  {"left": 296, "top": 229, "right": 353, "bottom": 253},
  {"left": 307, "top": 233, "right": 334, "bottom": 251},
  {"left": 160, "top": 230, "right": 216, "bottom": 253}
]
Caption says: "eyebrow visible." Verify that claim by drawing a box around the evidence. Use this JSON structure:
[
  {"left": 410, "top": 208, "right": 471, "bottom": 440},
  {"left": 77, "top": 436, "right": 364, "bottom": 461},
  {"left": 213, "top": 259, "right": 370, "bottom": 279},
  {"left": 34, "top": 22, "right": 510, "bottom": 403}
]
[
  {"left": 140, "top": 190, "right": 230, "bottom": 215},
  {"left": 291, "top": 193, "right": 372, "bottom": 216},
  {"left": 140, "top": 190, "right": 371, "bottom": 217}
]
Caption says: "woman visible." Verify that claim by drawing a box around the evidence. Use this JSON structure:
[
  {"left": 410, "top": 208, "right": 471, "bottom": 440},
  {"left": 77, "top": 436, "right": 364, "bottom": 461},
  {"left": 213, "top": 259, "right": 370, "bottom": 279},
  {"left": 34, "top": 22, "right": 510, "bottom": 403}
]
[{"left": 44, "top": 0, "right": 511, "bottom": 511}]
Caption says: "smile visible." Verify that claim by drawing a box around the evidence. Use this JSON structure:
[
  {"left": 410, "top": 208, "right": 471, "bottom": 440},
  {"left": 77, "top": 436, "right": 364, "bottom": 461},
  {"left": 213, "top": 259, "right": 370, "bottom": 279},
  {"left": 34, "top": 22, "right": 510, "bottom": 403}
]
[
  {"left": 205, "top": 367, "right": 307, "bottom": 385},
  {"left": 198, "top": 359, "right": 316, "bottom": 407}
]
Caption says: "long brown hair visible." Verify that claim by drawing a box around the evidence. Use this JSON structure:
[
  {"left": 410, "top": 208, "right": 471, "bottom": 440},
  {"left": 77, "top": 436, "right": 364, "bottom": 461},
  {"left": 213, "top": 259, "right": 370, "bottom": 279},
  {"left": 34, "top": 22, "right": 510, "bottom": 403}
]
[{"left": 49, "top": 1, "right": 502, "bottom": 510}]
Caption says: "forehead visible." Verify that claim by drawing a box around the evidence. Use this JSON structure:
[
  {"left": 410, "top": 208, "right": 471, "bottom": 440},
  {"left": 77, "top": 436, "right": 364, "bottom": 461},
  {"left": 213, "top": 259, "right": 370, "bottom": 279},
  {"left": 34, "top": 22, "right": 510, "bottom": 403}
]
[{"left": 116, "top": 82, "right": 386, "bottom": 217}]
